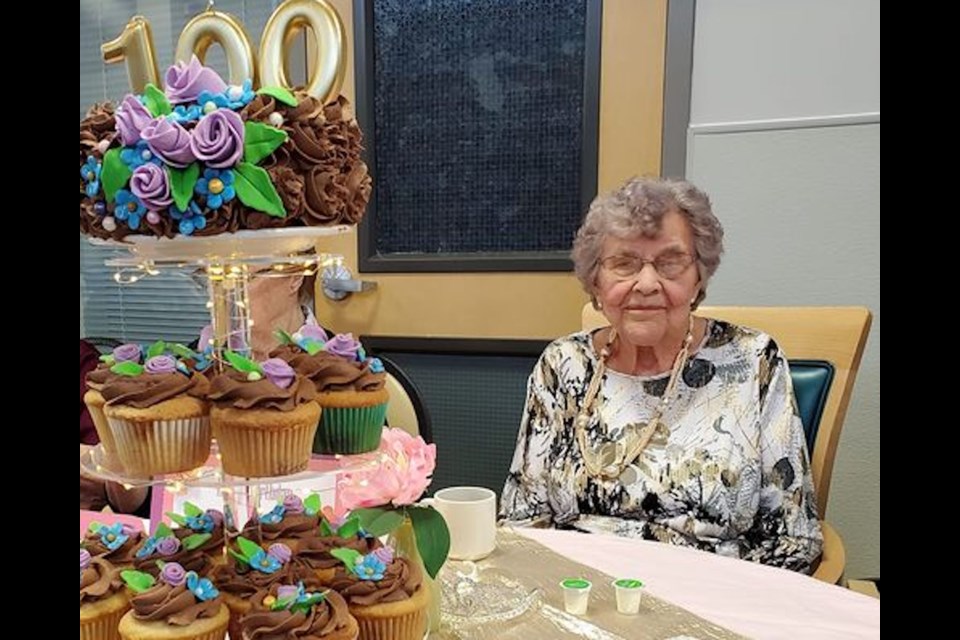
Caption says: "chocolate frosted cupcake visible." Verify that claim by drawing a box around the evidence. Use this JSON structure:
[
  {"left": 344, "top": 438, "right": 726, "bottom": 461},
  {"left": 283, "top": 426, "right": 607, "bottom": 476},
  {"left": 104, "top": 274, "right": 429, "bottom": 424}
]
[
  {"left": 208, "top": 354, "right": 321, "bottom": 477},
  {"left": 83, "top": 521, "right": 146, "bottom": 569},
  {"left": 166, "top": 503, "right": 226, "bottom": 565},
  {"left": 102, "top": 352, "right": 211, "bottom": 476},
  {"left": 132, "top": 523, "right": 212, "bottom": 579},
  {"left": 252, "top": 494, "right": 321, "bottom": 553},
  {"left": 85, "top": 343, "right": 145, "bottom": 471},
  {"left": 328, "top": 546, "right": 428, "bottom": 640},
  {"left": 118, "top": 562, "right": 228, "bottom": 640},
  {"left": 271, "top": 328, "right": 387, "bottom": 454},
  {"left": 80, "top": 549, "right": 130, "bottom": 640},
  {"left": 240, "top": 582, "right": 358, "bottom": 640}
]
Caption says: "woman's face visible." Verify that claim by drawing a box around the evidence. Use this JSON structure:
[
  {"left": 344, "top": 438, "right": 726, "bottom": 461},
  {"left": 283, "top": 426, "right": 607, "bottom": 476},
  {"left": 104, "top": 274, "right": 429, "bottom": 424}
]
[{"left": 594, "top": 209, "right": 701, "bottom": 348}]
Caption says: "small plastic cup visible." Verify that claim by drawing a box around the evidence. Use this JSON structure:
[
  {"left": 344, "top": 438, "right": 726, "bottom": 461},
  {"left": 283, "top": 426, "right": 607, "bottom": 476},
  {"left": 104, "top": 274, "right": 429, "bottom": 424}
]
[
  {"left": 612, "top": 578, "right": 644, "bottom": 615},
  {"left": 560, "top": 578, "right": 592, "bottom": 615}
]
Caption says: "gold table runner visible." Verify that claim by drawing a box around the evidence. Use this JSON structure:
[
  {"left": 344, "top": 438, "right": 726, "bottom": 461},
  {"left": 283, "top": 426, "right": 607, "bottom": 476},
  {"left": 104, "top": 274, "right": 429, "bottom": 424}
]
[{"left": 435, "top": 528, "right": 747, "bottom": 639}]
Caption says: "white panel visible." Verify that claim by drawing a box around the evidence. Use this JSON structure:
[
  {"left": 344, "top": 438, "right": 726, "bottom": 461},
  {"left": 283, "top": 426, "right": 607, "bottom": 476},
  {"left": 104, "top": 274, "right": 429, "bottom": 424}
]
[
  {"left": 691, "top": 0, "right": 880, "bottom": 124},
  {"left": 688, "top": 123, "right": 880, "bottom": 577}
]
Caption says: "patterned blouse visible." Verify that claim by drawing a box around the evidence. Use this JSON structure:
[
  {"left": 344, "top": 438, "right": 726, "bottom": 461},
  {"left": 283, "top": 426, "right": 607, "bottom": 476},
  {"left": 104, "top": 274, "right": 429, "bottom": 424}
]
[{"left": 500, "top": 319, "right": 823, "bottom": 573}]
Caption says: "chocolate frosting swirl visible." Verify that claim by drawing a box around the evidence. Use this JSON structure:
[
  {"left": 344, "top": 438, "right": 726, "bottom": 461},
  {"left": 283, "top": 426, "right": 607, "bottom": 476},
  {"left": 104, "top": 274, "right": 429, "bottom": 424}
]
[
  {"left": 129, "top": 582, "right": 223, "bottom": 626},
  {"left": 241, "top": 584, "right": 354, "bottom": 639},
  {"left": 261, "top": 513, "right": 320, "bottom": 542},
  {"left": 80, "top": 557, "right": 124, "bottom": 605},
  {"left": 83, "top": 529, "right": 145, "bottom": 565},
  {"left": 208, "top": 369, "right": 316, "bottom": 411},
  {"left": 268, "top": 346, "right": 385, "bottom": 392},
  {"left": 210, "top": 559, "right": 321, "bottom": 598},
  {"left": 133, "top": 544, "right": 211, "bottom": 579},
  {"left": 101, "top": 372, "right": 210, "bottom": 408},
  {"left": 293, "top": 534, "right": 380, "bottom": 571},
  {"left": 328, "top": 557, "right": 423, "bottom": 606}
]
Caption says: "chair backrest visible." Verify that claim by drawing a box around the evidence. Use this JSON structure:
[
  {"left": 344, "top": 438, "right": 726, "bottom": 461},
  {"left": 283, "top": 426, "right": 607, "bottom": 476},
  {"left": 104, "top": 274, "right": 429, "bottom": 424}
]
[
  {"left": 581, "top": 304, "right": 872, "bottom": 513},
  {"left": 379, "top": 355, "right": 434, "bottom": 444}
]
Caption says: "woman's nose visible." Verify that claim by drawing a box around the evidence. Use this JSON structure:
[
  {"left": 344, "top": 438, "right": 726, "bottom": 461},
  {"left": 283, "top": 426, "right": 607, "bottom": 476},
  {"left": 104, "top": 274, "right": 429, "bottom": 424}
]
[{"left": 631, "top": 263, "right": 661, "bottom": 293}]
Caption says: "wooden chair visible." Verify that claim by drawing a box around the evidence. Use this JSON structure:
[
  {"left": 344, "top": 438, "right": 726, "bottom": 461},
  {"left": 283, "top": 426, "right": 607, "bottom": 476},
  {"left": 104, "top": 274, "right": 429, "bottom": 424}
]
[
  {"left": 581, "top": 304, "right": 872, "bottom": 584},
  {"left": 379, "top": 355, "right": 434, "bottom": 444}
]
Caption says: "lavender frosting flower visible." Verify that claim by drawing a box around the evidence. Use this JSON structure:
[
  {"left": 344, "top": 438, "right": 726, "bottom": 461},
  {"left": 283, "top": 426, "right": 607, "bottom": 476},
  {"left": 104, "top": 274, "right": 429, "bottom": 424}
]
[
  {"left": 371, "top": 546, "right": 394, "bottom": 566},
  {"left": 140, "top": 117, "right": 195, "bottom": 167},
  {"left": 164, "top": 56, "right": 227, "bottom": 104},
  {"left": 262, "top": 358, "right": 295, "bottom": 389},
  {"left": 282, "top": 494, "right": 304, "bottom": 514},
  {"left": 205, "top": 509, "right": 224, "bottom": 526},
  {"left": 191, "top": 109, "right": 244, "bottom": 168},
  {"left": 80, "top": 548, "right": 92, "bottom": 571},
  {"left": 325, "top": 333, "right": 361, "bottom": 360},
  {"left": 267, "top": 543, "right": 292, "bottom": 565},
  {"left": 130, "top": 163, "right": 173, "bottom": 211},
  {"left": 155, "top": 537, "right": 182, "bottom": 556},
  {"left": 160, "top": 562, "right": 187, "bottom": 587},
  {"left": 116, "top": 95, "right": 154, "bottom": 146},
  {"left": 145, "top": 355, "right": 177, "bottom": 374},
  {"left": 276, "top": 584, "right": 299, "bottom": 601},
  {"left": 113, "top": 343, "right": 142, "bottom": 363},
  {"left": 299, "top": 323, "right": 328, "bottom": 342}
]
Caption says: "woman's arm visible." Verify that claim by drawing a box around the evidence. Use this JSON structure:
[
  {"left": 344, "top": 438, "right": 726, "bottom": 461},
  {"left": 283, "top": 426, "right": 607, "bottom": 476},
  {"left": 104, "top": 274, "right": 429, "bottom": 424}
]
[{"left": 740, "top": 343, "right": 824, "bottom": 573}]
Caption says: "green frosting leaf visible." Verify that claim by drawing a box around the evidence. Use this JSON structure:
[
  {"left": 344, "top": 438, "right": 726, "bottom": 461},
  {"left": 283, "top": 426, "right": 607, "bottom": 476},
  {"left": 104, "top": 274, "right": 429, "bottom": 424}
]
[
  {"left": 101, "top": 148, "right": 132, "bottom": 204},
  {"left": 169, "top": 163, "right": 200, "bottom": 212},
  {"left": 257, "top": 86, "right": 298, "bottom": 107},
  {"left": 303, "top": 493, "right": 322, "bottom": 516},
  {"left": 110, "top": 361, "right": 144, "bottom": 377},
  {"left": 121, "top": 570, "right": 156, "bottom": 593},
  {"left": 290, "top": 593, "right": 324, "bottom": 614},
  {"left": 166, "top": 512, "right": 189, "bottom": 527},
  {"left": 274, "top": 329, "right": 295, "bottom": 346},
  {"left": 87, "top": 522, "right": 103, "bottom": 533},
  {"left": 319, "top": 520, "right": 333, "bottom": 537},
  {"left": 225, "top": 350, "right": 262, "bottom": 374},
  {"left": 170, "top": 343, "right": 197, "bottom": 359},
  {"left": 409, "top": 506, "right": 451, "bottom": 580},
  {"left": 229, "top": 549, "right": 247, "bottom": 565},
  {"left": 143, "top": 83, "right": 172, "bottom": 117},
  {"left": 243, "top": 120, "right": 288, "bottom": 166},
  {"left": 236, "top": 536, "right": 262, "bottom": 561},
  {"left": 330, "top": 548, "right": 362, "bottom": 570},
  {"left": 182, "top": 533, "right": 212, "bottom": 550},
  {"left": 336, "top": 515, "right": 360, "bottom": 539},
  {"left": 99, "top": 354, "right": 115, "bottom": 364},
  {"left": 304, "top": 341, "right": 324, "bottom": 356},
  {"left": 154, "top": 522, "right": 173, "bottom": 539},
  {"left": 146, "top": 340, "right": 166, "bottom": 359},
  {"left": 234, "top": 162, "right": 286, "bottom": 218},
  {"left": 183, "top": 502, "right": 203, "bottom": 517}
]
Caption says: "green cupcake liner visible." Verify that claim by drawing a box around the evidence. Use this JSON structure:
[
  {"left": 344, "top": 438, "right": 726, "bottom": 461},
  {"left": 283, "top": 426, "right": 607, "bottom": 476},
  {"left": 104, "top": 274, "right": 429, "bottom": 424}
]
[{"left": 313, "top": 403, "right": 387, "bottom": 454}]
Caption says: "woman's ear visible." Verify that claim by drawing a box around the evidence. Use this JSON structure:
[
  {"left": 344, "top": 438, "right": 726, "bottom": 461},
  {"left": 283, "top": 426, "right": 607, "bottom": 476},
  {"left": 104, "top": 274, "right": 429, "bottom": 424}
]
[{"left": 287, "top": 274, "right": 305, "bottom": 294}]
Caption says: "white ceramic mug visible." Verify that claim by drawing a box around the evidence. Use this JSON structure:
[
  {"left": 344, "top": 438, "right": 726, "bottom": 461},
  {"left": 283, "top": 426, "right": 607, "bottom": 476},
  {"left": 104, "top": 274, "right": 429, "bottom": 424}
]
[{"left": 424, "top": 486, "right": 497, "bottom": 561}]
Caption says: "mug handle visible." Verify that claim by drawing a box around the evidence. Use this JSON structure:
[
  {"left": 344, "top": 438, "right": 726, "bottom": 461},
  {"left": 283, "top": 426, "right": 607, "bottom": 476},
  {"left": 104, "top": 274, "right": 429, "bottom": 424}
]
[{"left": 418, "top": 497, "right": 436, "bottom": 508}]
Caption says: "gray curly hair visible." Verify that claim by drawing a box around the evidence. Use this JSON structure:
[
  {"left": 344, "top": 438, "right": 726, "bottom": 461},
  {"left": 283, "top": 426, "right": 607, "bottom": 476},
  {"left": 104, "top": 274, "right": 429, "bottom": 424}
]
[{"left": 572, "top": 177, "right": 724, "bottom": 309}]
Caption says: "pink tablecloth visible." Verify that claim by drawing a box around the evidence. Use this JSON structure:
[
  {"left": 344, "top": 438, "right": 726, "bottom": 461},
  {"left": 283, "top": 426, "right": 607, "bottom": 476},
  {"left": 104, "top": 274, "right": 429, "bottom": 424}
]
[{"left": 516, "top": 527, "right": 879, "bottom": 640}]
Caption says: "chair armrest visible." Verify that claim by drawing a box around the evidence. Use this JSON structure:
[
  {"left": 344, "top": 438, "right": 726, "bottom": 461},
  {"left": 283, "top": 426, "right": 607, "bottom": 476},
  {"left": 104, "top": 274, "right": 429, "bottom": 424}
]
[{"left": 813, "top": 521, "right": 846, "bottom": 584}]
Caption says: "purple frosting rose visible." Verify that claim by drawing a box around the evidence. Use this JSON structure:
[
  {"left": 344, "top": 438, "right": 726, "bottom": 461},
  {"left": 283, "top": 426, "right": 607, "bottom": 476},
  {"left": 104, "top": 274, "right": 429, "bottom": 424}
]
[
  {"left": 325, "top": 333, "right": 361, "bottom": 360},
  {"left": 298, "top": 323, "right": 328, "bottom": 342},
  {"left": 160, "top": 562, "right": 187, "bottom": 587},
  {"left": 115, "top": 95, "right": 154, "bottom": 146},
  {"left": 191, "top": 109, "right": 244, "bottom": 168},
  {"left": 261, "top": 358, "right": 295, "bottom": 389},
  {"left": 140, "top": 117, "right": 195, "bottom": 167},
  {"left": 113, "top": 343, "right": 142, "bottom": 363},
  {"left": 145, "top": 355, "right": 177, "bottom": 374},
  {"left": 164, "top": 55, "right": 227, "bottom": 104},
  {"left": 199, "top": 325, "right": 213, "bottom": 352},
  {"left": 155, "top": 537, "right": 181, "bottom": 556},
  {"left": 205, "top": 509, "right": 224, "bottom": 526},
  {"left": 281, "top": 494, "right": 304, "bottom": 514},
  {"left": 130, "top": 164, "right": 173, "bottom": 211},
  {"left": 80, "top": 548, "right": 92, "bottom": 571},
  {"left": 276, "top": 584, "right": 299, "bottom": 601},
  {"left": 371, "top": 546, "right": 394, "bottom": 565},
  {"left": 267, "top": 543, "right": 292, "bottom": 565}
]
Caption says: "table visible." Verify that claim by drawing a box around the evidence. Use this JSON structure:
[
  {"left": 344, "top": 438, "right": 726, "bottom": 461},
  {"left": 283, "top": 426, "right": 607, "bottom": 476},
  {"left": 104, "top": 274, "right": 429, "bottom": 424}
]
[{"left": 515, "top": 528, "right": 880, "bottom": 639}]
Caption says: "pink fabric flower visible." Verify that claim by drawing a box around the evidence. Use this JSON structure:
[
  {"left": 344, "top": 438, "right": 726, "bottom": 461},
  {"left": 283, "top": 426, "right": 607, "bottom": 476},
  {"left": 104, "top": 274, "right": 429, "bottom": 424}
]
[{"left": 338, "top": 428, "right": 437, "bottom": 509}]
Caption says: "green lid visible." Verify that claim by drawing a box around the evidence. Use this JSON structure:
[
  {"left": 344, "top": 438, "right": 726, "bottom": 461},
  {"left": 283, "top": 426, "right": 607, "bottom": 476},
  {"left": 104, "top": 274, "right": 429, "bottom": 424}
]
[
  {"left": 614, "top": 578, "right": 643, "bottom": 589},
  {"left": 561, "top": 578, "right": 591, "bottom": 589}
]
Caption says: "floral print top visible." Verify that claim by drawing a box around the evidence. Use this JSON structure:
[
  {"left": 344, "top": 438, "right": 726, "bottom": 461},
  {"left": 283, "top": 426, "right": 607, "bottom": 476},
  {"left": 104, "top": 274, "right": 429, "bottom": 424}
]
[{"left": 500, "top": 319, "right": 823, "bottom": 573}]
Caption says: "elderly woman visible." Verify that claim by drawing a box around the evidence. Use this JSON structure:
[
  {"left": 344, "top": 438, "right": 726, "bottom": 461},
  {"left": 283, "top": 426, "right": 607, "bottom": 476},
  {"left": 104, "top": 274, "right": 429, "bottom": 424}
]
[{"left": 500, "top": 177, "right": 822, "bottom": 573}]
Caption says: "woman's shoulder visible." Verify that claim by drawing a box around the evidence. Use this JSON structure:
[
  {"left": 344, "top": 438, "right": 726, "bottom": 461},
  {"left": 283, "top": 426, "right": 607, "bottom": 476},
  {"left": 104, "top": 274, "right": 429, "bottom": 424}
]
[
  {"left": 538, "top": 331, "right": 597, "bottom": 369},
  {"left": 700, "top": 318, "right": 781, "bottom": 357}
]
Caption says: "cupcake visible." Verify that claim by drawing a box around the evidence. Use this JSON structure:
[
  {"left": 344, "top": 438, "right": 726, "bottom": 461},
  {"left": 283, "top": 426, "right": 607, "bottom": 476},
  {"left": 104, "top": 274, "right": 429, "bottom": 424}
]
[
  {"left": 83, "top": 521, "right": 146, "bottom": 569},
  {"left": 85, "top": 343, "right": 144, "bottom": 471},
  {"left": 209, "top": 536, "right": 322, "bottom": 640},
  {"left": 328, "top": 546, "right": 428, "bottom": 640},
  {"left": 117, "top": 563, "right": 229, "bottom": 640},
  {"left": 101, "top": 350, "right": 211, "bottom": 476},
  {"left": 133, "top": 523, "right": 212, "bottom": 579},
  {"left": 208, "top": 353, "right": 320, "bottom": 477},
  {"left": 166, "top": 503, "right": 226, "bottom": 565},
  {"left": 80, "top": 549, "right": 131, "bottom": 640},
  {"left": 292, "top": 513, "right": 382, "bottom": 584},
  {"left": 240, "top": 582, "right": 359, "bottom": 640},
  {"left": 271, "top": 328, "right": 387, "bottom": 454},
  {"left": 255, "top": 494, "right": 322, "bottom": 552}
]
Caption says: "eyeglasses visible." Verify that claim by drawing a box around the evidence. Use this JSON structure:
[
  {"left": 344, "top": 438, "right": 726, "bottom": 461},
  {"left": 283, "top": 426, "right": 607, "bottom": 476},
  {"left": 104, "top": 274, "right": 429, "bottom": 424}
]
[{"left": 599, "top": 253, "right": 696, "bottom": 280}]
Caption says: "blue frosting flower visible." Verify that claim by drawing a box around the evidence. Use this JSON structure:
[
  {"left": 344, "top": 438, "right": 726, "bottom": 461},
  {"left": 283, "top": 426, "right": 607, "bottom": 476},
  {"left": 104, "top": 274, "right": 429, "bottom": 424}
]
[
  {"left": 81, "top": 156, "right": 101, "bottom": 197},
  {"left": 195, "top": 168, "right": 236, "bottom": 209},
  {"left": 186, "top": 571, "right": 219, "bottom": 601},
  {"left": 260, "top": 504, "right": 286, "bottom": 525},
  {"left": 169, "top": 200, "right": 207, "bottom": 236},
  {"left": 196, "top": 90, "right": 231, "bottom": 112},
  {"left": 120, "top": 140, "right": 161, "bottom": 170},
  {"left": 354, "top": 554, "right": 386, "bottom": 581},
  {"left": 368, "top": 358, "right": 385, "bottom": 374},
  {"left": 98, "top": 523, "right": 129, "bottom": 552},
  {"left": 167, "top": 104, "right": 203, "bottom": 123},
  {"left": 185, "top": 512, "right": 216, "bottom": 534},
  {"left": 135, "top": 535, "right": 158, "bottom": 559},
  {"left": 114, "top": 189, "right": 146, "bottom": 230},
  {"left": 248, "top": 549, "right": 282, "bottom": 574},
  {"left": 224, "top": 80, "right": 256, "bottom": 109}
]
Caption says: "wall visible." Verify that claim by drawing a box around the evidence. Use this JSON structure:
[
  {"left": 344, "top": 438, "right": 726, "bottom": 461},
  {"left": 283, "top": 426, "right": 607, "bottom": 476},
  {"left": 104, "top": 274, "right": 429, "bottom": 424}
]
[{"left": 686, "top": 0, "right": 880, "bottom": 577}]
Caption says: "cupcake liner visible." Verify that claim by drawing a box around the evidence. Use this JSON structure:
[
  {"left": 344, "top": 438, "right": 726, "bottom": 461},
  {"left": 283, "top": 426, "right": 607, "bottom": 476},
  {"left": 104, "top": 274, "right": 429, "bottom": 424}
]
[
  {"left": 313, "top": 403, "right": 387, "bottom": 454},
  {"left": 211, "top": 403, "right": 320, "bottom": 478},
  {"left": 108, "top": 416, "right": 211, "bottom": 476},
  {"left": 80, "top": 599, "right": 129, "bottom": 640},
  {"left": 117, "top": 603, "right": 228, "bottom": 640},
  {"left": 352, "top": 587, "right": 429, "bottom": 640}
]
